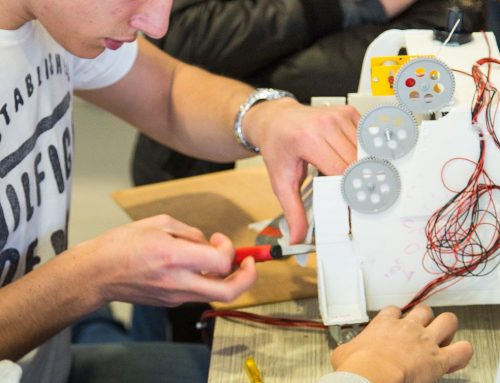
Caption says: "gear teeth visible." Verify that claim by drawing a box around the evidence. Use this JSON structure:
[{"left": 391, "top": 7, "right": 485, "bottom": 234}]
[
  {"left": 341, "top": 157, "right": 401, "bottom": 214},
  {"left": 394, "top": 57, "right": 455, "bottom": 114},
  {"left": 357, "top": 104, "right": 419, "bottom": 160}
]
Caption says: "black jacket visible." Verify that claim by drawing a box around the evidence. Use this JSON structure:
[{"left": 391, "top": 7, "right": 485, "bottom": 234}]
[{"left": 150, "top": 0, "right": 484, "bottom": 102}]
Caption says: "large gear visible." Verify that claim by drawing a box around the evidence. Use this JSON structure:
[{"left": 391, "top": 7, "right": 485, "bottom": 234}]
[
  {"left": 358, "top": 105, "right": 418, "bottom": 160},
  {"left": 341, "top": 157, "right": 401, "bottom": 214},
  {"left": 394, "top": 57, "right": 455, "bottom": 114}
]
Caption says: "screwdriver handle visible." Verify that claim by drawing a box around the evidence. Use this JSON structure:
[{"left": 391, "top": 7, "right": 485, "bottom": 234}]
[{"left": 234, "top": 244, "right": 273, "bottom": 265}]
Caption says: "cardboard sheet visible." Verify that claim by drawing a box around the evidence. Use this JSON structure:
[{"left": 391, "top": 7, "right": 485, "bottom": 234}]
[{"left": 112, "top": 166, "right": 317, "bottom": 309}]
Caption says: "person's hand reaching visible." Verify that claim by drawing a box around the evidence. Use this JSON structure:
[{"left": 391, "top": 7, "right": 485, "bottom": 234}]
[{"left": 331, "top": 305, "right": 473, "bottom": 383}]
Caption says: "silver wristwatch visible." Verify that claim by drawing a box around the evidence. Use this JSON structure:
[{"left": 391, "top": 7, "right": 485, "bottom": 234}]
[{"left": 233, "top": 88, "right": 296, "bottom": 154}]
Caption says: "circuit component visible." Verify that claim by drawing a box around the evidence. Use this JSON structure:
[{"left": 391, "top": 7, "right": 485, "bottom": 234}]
[
  {"left": 341, "top": 157, "right": 401, "bottom": 214},
  {"left": 394, "top": 57, "right": 455, "bottom": 114},
  {"left": 358, "top": 104, "right": 418, "bottom": 160},
  {"left": 370, "top": 55, "right": 415, "bottom": 96}
]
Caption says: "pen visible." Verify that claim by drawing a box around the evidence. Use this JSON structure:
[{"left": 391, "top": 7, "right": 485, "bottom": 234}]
[
  {"left": 244, "top": 357, "right": 264, "bottom": 383},
  {"left": 233, "top": 243, "right": 315, "bottom": 265}
]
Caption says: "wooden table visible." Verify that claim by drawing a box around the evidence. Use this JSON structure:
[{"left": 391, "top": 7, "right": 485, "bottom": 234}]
[{"left": 208, "top": 298, "right": 500, "bottom": 383}]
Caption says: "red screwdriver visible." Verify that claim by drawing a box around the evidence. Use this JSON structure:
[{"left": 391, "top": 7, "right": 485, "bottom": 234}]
[{"left": 233, "top": 244, "right": 315, "bottom": 265}]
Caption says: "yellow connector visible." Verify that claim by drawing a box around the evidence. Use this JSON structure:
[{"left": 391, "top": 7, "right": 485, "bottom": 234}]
[
  {"left": 244, "top": 357, "right": 264, "bottom": 383},
  {"left": 370, "top": 55, "right": 436, "bottom": 96},
  {"left": 370, "top": 55, "right": 411, "bottom": 96}
]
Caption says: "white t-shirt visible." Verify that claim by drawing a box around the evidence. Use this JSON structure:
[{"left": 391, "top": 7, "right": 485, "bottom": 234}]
[{"left": 0, "top": 20, "right": 138, "bottom": 383}]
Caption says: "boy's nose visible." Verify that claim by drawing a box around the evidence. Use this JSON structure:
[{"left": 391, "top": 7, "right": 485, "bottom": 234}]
[{"left": 129, "top": 0, "right": 172, "bottom": 39}]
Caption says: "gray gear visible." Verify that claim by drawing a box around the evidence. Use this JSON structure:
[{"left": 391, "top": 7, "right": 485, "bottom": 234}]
[
  {"left": 341, "top": 157, "right": 401, "bottom": 214},
  {"left": 358, "top": 105, "right": 418, "bottom": 160},
  {"left": 394, "top": 57, "right": 455, "bottom": 114}
]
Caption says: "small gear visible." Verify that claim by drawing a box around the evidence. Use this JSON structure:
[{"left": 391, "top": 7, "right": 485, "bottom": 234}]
[
  {"left": 394, "top": 57, "right": 455, "bottom": 114},
  {"left": 358, "top": 105, "right": 418, "bottom": 160},
  {"left": 341, "top": 157, "right": 401, "bottom": 214}
]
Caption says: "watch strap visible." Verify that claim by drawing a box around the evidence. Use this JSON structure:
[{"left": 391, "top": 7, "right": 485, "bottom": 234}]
[{"left": 233, "top": 88, "right": 296, "bottom": 154}]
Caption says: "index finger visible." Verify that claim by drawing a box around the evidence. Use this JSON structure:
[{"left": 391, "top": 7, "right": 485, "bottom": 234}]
[
  {"left": 187, "top": 256, "right": 258, "bottom": 303},
  {"left": 137, "top": 214, "right": 208, "bottom": 243},
  {"left": 332, "top": 104, "right": 361, "bottom": 146},
  {"left": 160, "top": 235, "right": 234, "bottom": 276},
  {"left": 273, "top": 179, "right": 308, "bottom": 244}
]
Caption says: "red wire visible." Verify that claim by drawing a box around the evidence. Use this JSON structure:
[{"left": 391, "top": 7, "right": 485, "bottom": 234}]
[
  {"left": 200, "top": 309, "right": 327, "bottom": 329},
  {"left": 407, "top": 31, "right": 499, "bottom": 311}
]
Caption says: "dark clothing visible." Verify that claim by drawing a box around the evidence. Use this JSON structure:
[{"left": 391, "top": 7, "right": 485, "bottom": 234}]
[
  {"left": 152, "top": 0, "right": 482, "bottom": 101},
  {"left": 132, "top": 0, "right": 485, "bottom": 186},
  {"left": 70, "top": 306, "right": 210, "bottom": 382}
]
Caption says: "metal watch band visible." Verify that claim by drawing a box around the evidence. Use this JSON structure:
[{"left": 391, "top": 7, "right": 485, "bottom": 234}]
[{"left": 233, "top": 88, "right": 296, "bottom": 154}]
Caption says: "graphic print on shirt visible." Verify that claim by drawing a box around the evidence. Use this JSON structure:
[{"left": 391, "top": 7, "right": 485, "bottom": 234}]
[{"left": 0, "top": 51, "right": 73, "bottom": 287}]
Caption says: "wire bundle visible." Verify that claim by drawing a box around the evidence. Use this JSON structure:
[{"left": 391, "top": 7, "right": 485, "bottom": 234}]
[
  {"left": 197, "top": 308, "right": 329, "bottom": 345},
  {"left": 199, "top": 309, "right": 326, "bottom": 329},
  {"left": 402, "top": 163, "right": 499, "bottom": 312},
  {"left": 471, "top": 56, "right": 500, "bottom": 149},
  {"left": 402, "top": 36, "right": 500, "bottom": 312},
  {"left": 424, "top": 147, "right": 499, "bottom": 277}
]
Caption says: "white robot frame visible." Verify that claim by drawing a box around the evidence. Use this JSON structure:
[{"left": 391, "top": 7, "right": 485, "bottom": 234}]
[{"left": 312, "top": 29, "right": 500, "bottom": 325}]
